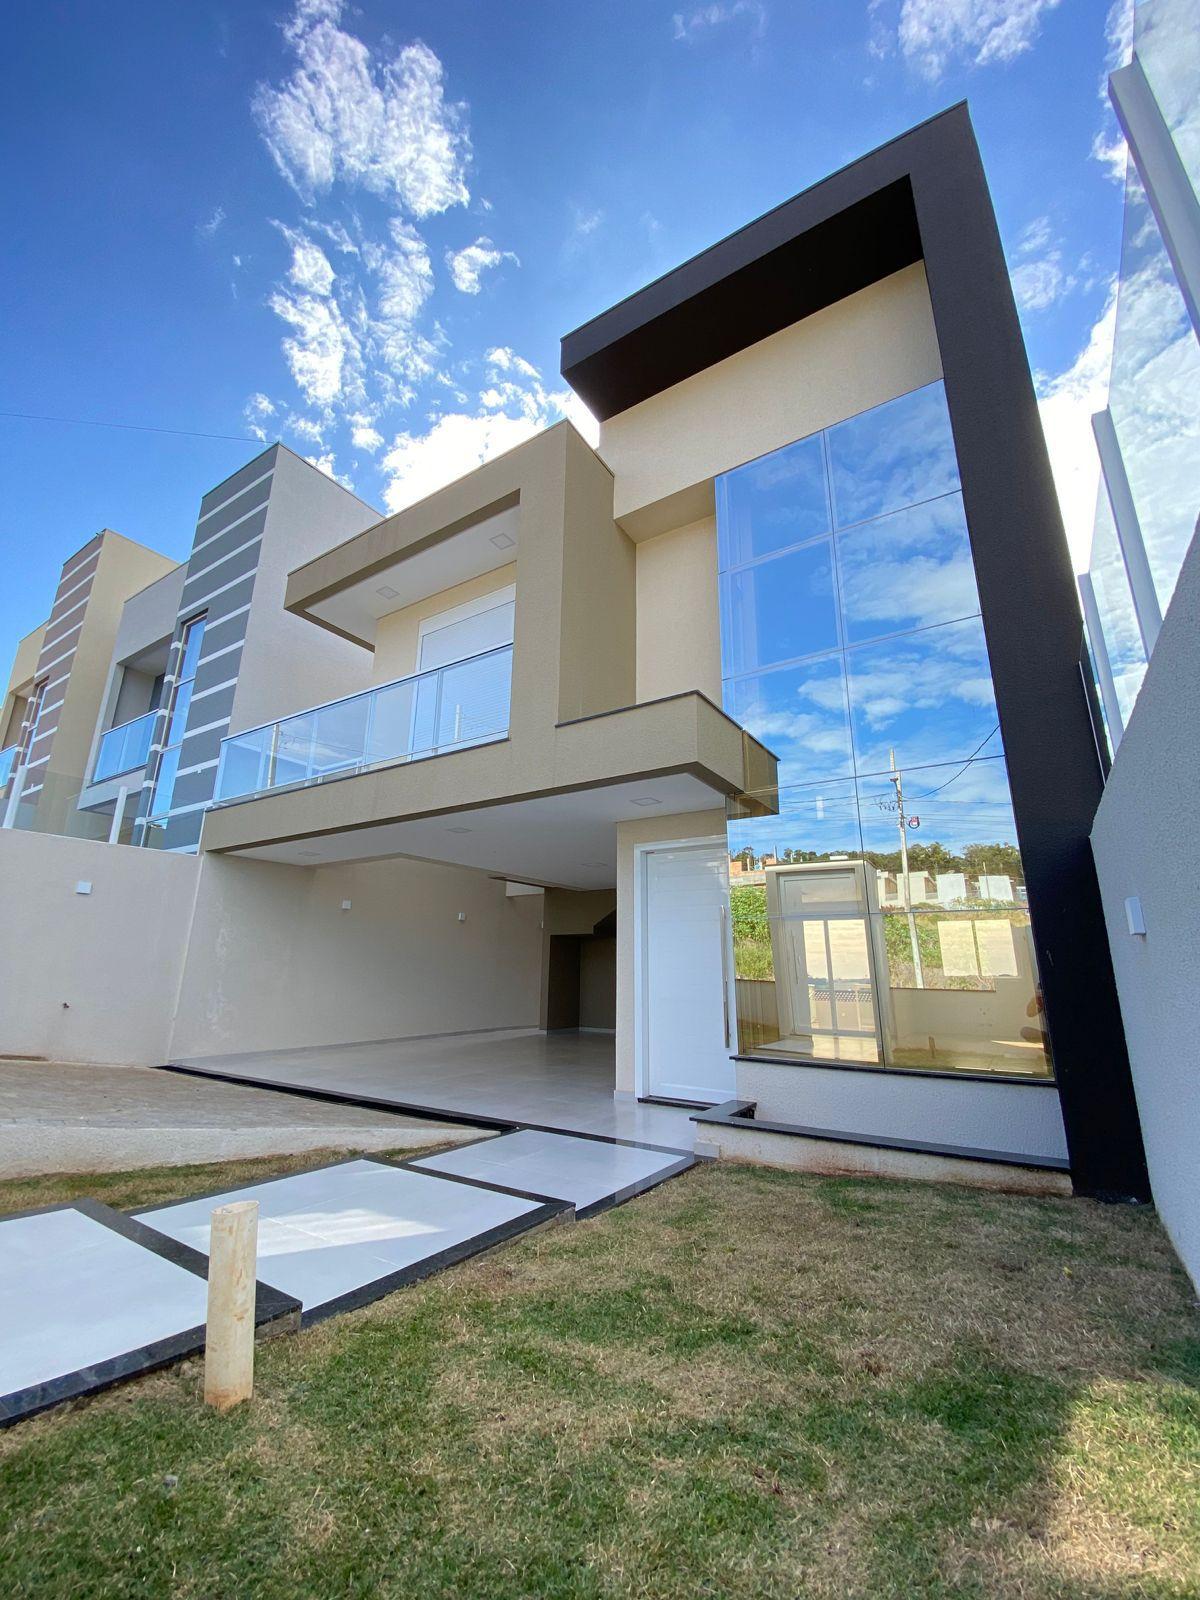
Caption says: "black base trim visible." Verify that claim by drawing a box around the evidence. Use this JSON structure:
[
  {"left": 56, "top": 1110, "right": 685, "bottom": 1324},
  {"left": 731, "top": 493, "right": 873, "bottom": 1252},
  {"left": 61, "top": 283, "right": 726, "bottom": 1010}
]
[
  {"left": 735, "top": 1054, "right": 1059, "bottom": 1088},
  {"left": 691, "top": 1100, "right": 1071, "bottom": 1174}
]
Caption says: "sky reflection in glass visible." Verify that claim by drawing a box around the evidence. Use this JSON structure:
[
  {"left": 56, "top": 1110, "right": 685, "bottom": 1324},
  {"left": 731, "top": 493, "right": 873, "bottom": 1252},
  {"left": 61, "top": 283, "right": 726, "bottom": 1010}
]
[
  {"left": 827, "top": 382, "right": 961, "bottom": 528},
  {"left": 837, "top": 492, "right": 979, "bottom": 644},
  {"left": 716, "top": 432, "right": 829, "bottom": 566},
  {"left": 719, "top": 538, "right": 839, "bottom": 678}
]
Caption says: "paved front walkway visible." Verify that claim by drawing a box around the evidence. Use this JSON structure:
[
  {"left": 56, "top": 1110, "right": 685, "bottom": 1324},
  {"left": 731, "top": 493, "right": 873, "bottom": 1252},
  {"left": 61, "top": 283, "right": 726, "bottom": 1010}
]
[{"left": 0, "top": 1059, "right": 470, "bottom": 1178}]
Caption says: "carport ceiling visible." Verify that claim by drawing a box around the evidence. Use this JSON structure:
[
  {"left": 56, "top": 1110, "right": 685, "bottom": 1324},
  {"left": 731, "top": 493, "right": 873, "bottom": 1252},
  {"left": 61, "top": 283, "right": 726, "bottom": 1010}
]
[{"left": 231, "top": 772, "right": 724, "bottom": 889}]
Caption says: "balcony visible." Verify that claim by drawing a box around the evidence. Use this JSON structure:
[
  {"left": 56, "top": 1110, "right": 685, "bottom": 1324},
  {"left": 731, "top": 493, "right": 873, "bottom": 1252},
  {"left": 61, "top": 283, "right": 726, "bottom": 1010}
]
[
  {"left": 92, "top": 711, "right": 157, "bottom": 783},
  {"left": 214, "top": 644, "right": 514, "bottom": 805}
]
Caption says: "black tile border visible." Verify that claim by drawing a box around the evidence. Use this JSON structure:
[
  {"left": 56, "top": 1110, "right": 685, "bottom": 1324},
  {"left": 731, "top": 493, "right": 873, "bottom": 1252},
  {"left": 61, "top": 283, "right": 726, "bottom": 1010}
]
[
  {"left": 408, "top": 1130, "right": 700, "bottom": 1221},
  {"left": 133, "top": 1154, "right": 573, "bottom": 1328},
  {"left": 0, "top": 1200, "right": 300, "bottom": 1430},
  {"left": 691, "top": 1100, "right": 1071, "bottom": 1174}
]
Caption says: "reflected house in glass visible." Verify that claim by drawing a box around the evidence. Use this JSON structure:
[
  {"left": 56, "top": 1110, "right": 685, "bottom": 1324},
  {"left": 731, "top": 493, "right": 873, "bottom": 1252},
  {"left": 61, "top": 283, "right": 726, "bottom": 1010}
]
[{"left": 716, "top": 381, "right": 1042, "bottom": 1078}]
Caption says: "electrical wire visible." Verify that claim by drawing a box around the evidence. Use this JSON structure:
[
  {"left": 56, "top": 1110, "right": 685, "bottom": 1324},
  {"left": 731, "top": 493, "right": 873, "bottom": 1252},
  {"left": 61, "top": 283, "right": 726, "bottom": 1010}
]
[{"left": 0, "top": 409, "right": 262, "bottom": 445}]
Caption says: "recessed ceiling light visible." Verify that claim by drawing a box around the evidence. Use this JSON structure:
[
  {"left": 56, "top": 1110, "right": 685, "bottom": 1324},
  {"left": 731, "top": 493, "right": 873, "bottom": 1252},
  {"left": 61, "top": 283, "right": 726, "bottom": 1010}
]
[
  {"left": 375, "top": 584, "right": 400, "bottom": 599},
  {"left": 298, "top": 849, "right": 320, "bottom": 859},
  {"left": 445, "top": 825, "right": 473, "bottom": 834},
  {"left": 629, "top": 796, "right": 661, "bottom": 807},
  {"left": 489, "top": 530, "right": 515, "bottom": 549}
]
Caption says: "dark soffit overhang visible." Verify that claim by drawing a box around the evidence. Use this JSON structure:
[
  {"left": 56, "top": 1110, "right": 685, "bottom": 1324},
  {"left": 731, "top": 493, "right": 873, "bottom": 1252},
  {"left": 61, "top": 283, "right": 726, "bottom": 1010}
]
[{"left": 560, "top": 103, "right": 973, "bottom": 421}]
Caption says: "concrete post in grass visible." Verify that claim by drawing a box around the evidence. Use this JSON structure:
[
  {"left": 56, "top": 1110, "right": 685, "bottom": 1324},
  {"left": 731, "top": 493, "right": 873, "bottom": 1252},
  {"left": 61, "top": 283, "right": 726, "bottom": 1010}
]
[{"left": 204, "top": 1199, "right": 259, "bottom": 1410}]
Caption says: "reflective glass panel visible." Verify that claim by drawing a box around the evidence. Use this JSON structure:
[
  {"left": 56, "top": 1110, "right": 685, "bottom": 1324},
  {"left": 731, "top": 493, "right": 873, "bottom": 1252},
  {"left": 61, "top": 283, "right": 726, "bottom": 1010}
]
[
  {"left": 215, "top": 727, "right": 272, "bottom": 801},
  {"left": 1136, "top": 0, "right": 1200, "bottom": 199},
  {"left": 312, "top": 695, "right": 370, "bottom": 776},
  {"left": 827, "top": 382, "right": 961, "bottom": 528},
  {"left": 716, "top": 433, "right": 830, "bottom": 566},
  {"left": 365, "top": 678, "right": 417, "bottom": 765},
  {"left": 845, "top": 617, "right": 1000, "bottom": 779},
  {"left": 719, "top": 540, "right": 839, "bottom": 677},
  {"left": 1106, "top": 169, "right": 1200, "bottom": 621},
  {"left": 716, "top": 380, "right": 1049, "bottom": 1077},
  {"left": 837, "top": 493, "right": 980, "bottom": 644},
  {"left": 150, "top": 746, "right": 180, "bottom": 819},
  {"left": 178, "top": 618, "right": 206, "bottom": 682},
  {"left": 1087, "top": 494, "right": 1147, "bottom": 729},
  {"left": 724, "top": 657, "right": 853, "bottom": 787}
]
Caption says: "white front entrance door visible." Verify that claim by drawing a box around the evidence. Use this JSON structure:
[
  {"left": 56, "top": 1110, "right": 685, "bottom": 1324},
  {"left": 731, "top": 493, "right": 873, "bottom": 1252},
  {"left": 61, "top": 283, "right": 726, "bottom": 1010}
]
[{"left": 640, "top": 839, "right": 737, "bottom": 1104}]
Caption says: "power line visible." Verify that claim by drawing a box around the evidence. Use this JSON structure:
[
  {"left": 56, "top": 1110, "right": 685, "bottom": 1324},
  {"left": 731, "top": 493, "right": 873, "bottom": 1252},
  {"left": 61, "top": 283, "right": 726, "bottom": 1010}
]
[
  {"left": 0, "top": 409, "right": 263, "bottom": 445},
  {"left": 908, "top": 726, "right": 1004, "bottom": 800}
]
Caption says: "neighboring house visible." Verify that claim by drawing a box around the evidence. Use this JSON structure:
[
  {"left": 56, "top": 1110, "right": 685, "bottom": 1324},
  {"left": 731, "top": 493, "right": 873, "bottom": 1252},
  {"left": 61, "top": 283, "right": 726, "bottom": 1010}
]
[
  {"left": 1, "top": 531, "right": 177, "bottom": 838},
  {"left": 0, "top": 103, "right": 1160, "bottom": 1214},
  {"left": 1087, "top": 0, "right": 1200, "bottom": 1286}
]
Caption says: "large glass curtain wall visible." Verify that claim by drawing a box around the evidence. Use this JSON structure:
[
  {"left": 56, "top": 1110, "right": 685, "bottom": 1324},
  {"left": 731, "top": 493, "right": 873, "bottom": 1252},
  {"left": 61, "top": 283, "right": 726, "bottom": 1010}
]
[{"left": 717, "top": 381, "right": 1052, "bottom": 1077}]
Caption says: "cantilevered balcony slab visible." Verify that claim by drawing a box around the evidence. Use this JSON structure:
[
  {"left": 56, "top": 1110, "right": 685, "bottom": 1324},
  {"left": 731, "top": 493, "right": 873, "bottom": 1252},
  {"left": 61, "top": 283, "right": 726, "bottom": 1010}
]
[{"left": 200, "top": 690, "right": 776, "bottom": 890}]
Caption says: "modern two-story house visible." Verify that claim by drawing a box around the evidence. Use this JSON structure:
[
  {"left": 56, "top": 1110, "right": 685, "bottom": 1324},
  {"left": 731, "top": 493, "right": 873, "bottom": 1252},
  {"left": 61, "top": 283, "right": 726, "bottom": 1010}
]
[{"left": 0, "top": 103, "right": 1151, "bottom": 1207}]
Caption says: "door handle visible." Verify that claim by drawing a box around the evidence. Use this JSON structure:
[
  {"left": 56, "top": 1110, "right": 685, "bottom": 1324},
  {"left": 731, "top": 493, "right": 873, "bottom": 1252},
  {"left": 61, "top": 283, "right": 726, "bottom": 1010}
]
[{"left": 719, "top": 903, "right": 733, "bottom": 1050}]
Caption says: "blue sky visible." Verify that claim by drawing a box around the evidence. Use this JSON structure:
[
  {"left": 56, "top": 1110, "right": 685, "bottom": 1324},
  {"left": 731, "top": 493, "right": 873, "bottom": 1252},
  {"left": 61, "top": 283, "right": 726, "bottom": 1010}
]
[{"left": 1, "top": 0, "right": 1131, "bottom": 651}]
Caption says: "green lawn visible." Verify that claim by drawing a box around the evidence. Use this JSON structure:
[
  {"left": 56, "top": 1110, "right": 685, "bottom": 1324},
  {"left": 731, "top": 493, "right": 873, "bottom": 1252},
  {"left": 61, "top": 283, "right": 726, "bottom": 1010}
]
[{"left": 2, "top": 1152, "right": 1198, "bottom": 1599}]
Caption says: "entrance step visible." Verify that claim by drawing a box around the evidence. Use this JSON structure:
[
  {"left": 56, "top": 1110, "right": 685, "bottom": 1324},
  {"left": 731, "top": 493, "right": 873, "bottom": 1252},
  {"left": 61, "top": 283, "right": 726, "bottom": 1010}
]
[{"left": 412, "top": 1128, "right": 696, "bottom": 1218}]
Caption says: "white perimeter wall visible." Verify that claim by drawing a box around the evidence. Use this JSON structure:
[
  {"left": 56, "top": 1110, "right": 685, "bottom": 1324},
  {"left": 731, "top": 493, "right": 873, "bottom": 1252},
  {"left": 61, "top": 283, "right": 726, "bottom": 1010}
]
[
  {"left": 0, "top": 830, "right": 199, "bottom": 1064},
  {"left": 1092, "top": 526, "right": 1200, "bottom": 1290},
  {"left": 0, "top": 831, "right": 544, "bottom": 1067}
]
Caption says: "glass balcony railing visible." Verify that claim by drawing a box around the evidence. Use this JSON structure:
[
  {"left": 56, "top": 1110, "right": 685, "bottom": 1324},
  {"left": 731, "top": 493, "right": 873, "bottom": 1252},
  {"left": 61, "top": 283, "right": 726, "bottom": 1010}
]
[
  {"left": 214, "top": 643, "right": 513, "bottom": 805},
  {"left": 92, "top": 710, "right": 157, "bottom": 783},
  {"left": 0, "top": 744, "right": 18, "bottom": 788}
]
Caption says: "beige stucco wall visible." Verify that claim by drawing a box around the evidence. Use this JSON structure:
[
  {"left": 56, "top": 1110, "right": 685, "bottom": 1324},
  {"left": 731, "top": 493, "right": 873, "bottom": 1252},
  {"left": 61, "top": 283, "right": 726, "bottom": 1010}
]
[
  {"left": 229, "top": 450, "right": 379, "bottom": 736},
  {"left": 0, "top": 830, "right": 199, "bottom": 1065},
  {"left": 557, "top": 427, "right": 636, "bottom": 722},
  {"left": 370, "top": 563, "right": 517, "bottom": 684},
  {"left": 635, "top": 517, "right": 721, "bottom": 703},
  {"left": 169, "top": 851, "right": 543, "bottom": 1059},
  {"left": 614, "top": 807, "right": 726, "bottom": 1094},
  {"left": 40, "top": 534, "right": 178, "bottom": 830},
  {"left": 5, "top": 622, "right": 47, "bottom": 702},
  {"left": 600, "top": 262, "right": 943, "bottom": 538}
]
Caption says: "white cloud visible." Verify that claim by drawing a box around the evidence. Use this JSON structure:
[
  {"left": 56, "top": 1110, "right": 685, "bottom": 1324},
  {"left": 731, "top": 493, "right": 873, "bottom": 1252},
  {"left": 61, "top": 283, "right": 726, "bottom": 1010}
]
[
  {"left": 242, "top": 392, "right": 278, "bottom": 440},
  {"left": 564, "top": 205, "right": 604, "bottom": 258},
  {"left": 275, "top": 223, "right": 337, "bottom": 294},
  {"left": 672, "top": 2, "right": 767, "bottom": 42},
  {"left": 1008, "top": 216, "right": 1077, "bottom": 314},
  {"left": 365, "top": 219, "right": 436, "bottom": 394},
  {"left": 1035, "top": 281, "right": 1118, "bottom": 571},
  {"left": 285, "top": 412, "right": 326, "bottom": 445},
  {"left": 379, "top": 350, "right": 597, "bottom": 514},
  {"left": 253, "top": 2, "right": 470, "bottom": 217},
  {"left": 445, "top": 237, "right": 518, "bottom": 294},
  {"left": 268, "top": 283, "right": 364, "bottom": 409},
  {"left": 304, "top": 450, "right": 353, "bottom": 488},
  {"left": 884, "top": 0, "right": 1063, "bottom": 81},
  {"left": 197, "top": 206, "right": 226, "bottom": 238},
  {"left": 349, "top": 412, "right": 384, "bottom": 451}
]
